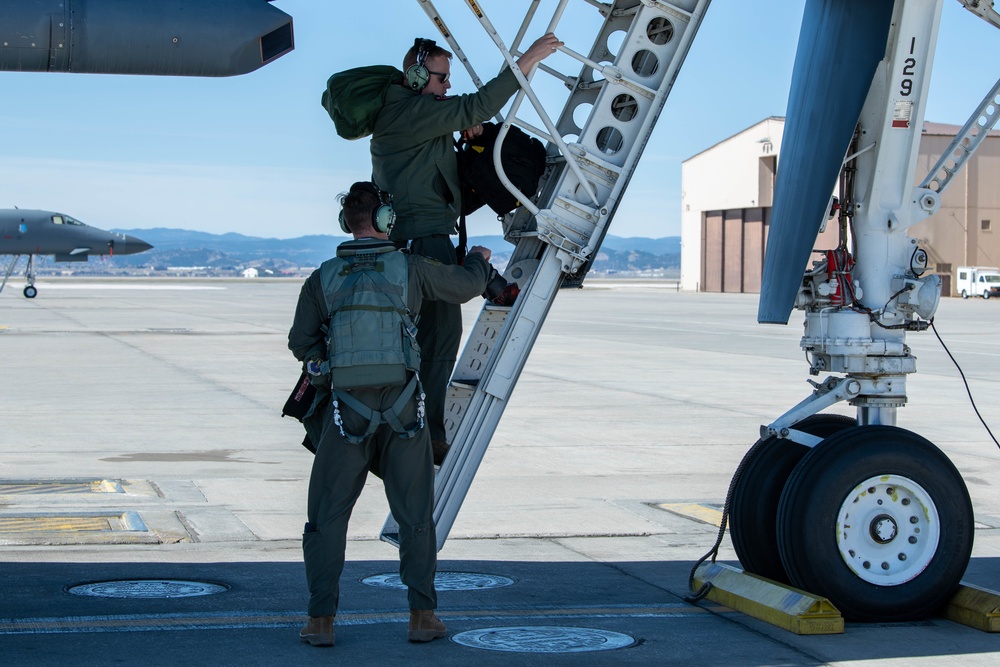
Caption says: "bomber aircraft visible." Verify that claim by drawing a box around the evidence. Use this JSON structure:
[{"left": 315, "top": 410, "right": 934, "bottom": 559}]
[
  {"left": 0, "top": 209, "right": 152, "bottom": 298},
  {"left": 0, "top": 0, "right": 294, "bottom": 300}
]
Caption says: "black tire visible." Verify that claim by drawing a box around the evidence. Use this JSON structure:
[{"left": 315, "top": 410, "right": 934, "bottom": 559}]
[
  {"left": 984, "top": 290, "right": 991, "bottom": 300},
  {"left": 730, "top": 414, "right": 857, "bottom": 583},
  {"left": 777, "top": 426, "right": 974, "bottom": 622},
  {"left": 23, "top": 285, "right": 37, "bottom": 299},
  {"left": 961, "top": 290, "right": 968, "bottom": 299}
]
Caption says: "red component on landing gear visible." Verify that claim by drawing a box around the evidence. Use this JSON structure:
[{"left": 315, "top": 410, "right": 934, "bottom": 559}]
[{"left": 825, "top": 249, "right": 855, "bottom": 306}]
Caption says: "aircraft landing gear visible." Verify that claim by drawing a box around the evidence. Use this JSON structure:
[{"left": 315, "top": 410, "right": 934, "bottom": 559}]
[
  {"left": 730, "top": 413, "right": 857, "bottom": 584},
  {"left": 21, "top": 255, "right": 38, "bottom": 298},
  {"left": 773, "top": 425, "right": 974, "bottom": 622}
]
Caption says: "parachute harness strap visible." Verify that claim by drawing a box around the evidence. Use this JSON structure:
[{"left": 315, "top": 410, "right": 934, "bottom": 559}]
[{"left": 331, "top": 374, "right": 426, "bottom": 445}]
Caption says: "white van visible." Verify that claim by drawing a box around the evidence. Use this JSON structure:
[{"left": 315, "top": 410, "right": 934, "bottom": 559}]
[{"left": 956, "top": 266, "right": 1000, "bottom": 299}]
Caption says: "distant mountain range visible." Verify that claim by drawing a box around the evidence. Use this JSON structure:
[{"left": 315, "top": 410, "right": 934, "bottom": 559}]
[{"left": 100, "top": 228, "right": 680, "bottom": 276}]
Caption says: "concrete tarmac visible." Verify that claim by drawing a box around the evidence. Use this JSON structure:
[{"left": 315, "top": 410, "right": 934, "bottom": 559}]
[{"left": 1, "top": 278, "right": 999, "bottom": 665}]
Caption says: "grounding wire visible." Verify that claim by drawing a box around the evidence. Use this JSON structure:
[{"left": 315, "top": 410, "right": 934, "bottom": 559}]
[
  {"left": 683, "top": 436, "right": 767, "bottom": 602},
  {"left": 930, "top": 318, "right": 1000, "bottom": 449}
]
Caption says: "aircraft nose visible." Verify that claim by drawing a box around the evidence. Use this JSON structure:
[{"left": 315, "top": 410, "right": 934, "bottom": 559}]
[{"left": 121, "top": 235, "right": 153, "bottom": 255}]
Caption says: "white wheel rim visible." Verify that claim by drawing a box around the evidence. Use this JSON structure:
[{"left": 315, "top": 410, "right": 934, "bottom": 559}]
[{"left": 836, "top": 475, "right": 941, "bottom": 585}]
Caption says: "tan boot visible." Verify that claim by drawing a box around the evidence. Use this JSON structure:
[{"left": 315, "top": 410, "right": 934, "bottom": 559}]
[
  {"left": 299, "top": 615, "right": 335, "bottom": 647},
  {"left": 408, "top": 609, "right": 447, "bottom": 642}
]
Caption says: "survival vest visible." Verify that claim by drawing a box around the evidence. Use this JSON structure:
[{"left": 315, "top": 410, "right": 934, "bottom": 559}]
[{"left": 319, "top": 243, "right": 424, "bottom": 443}]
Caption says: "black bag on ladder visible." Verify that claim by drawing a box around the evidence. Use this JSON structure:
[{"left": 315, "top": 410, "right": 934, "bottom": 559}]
[{"left": 456, "top": 121, "right": 546, "bottom": 217}]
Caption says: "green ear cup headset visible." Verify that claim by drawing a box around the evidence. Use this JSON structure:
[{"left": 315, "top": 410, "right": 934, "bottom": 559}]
[
  {"left": 404, "top": 37, "right": 436, "bottom": 92},
  {"left": 339, "top": 181, "right": 396, "bottom": 234}
]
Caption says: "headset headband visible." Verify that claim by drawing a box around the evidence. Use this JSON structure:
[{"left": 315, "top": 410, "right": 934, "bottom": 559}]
[{"left": 415, "top": 38, "right": 435, "bottom": 67}]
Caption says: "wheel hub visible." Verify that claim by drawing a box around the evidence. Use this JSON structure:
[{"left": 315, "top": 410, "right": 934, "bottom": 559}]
[
  {"left": 869, "top": 513, "right": 898, "bottom": 544},
  {"left": 836, "top": 475, "right": 941, "bottom": 585}
]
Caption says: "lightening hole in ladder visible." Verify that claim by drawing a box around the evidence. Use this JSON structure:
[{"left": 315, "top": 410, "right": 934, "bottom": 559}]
[
  {"left": 596, "top": 127, "right": 624, "bottom": 155},
  {"left": 647, "top": 17, "right": 674, "bottom": 45},
  {"left": 572, "top": 102, "right": 594, "bottom": 130},
  {"left": 631, "top": 50, "right": 659, "bottom": 78},
  {"left": 574, "top": 179, "right": 599, "bottom": 200},
  {"left": 611, "top": 94, "right": 638, "bottom": 122},
  {"left": 605, "top": 29, "right": 626, "bottom": 58}
]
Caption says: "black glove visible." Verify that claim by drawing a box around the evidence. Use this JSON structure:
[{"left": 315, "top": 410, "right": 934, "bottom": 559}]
[{"left": 482, "top": 266, "right": 507, "bottom": 301}]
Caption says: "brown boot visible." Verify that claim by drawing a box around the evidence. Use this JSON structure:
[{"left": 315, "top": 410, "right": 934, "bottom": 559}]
[
  {"left": 431, "top": 440, "right": 450, "bottom": 466},
  {"left": 299, "top": 615, "right": 334, "bottom": 646},
  {"left": 408, "top": 609, "right": 447, "bottom": 642}
]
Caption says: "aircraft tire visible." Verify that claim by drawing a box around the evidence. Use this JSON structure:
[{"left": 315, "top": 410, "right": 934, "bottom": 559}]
[
  {"left": 730, "top": 414, "right": 856, "bottom": 584},
  {"left": 23, "top": 285, "right": 37, "bottom": 299},
  {"left": 776, "top": 425, "right": 973, "bottom": 622}
]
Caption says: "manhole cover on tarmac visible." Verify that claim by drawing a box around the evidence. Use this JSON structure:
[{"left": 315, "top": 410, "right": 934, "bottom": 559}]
[
  {"left": 452, "top": 626, "right": 636, "bottom": 653},
  {"left": 362, "top": 572, "right": 514, "bottom": 591},
  {"left": 68, "top": 580, "right": 229, "bottom": 599}
]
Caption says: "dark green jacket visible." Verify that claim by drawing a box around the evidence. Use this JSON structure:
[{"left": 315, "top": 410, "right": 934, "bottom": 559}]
[
  {"left": 370, "top": 68, "right": 520, "bottom": 241},
  {"left": 288, "top": 238, "right": 491, "bottom": 449}
]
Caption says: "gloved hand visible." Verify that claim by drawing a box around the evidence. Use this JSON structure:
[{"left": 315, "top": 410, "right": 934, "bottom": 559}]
[{"left": 482, "top": 266, "right": 507, "bottom": 301}]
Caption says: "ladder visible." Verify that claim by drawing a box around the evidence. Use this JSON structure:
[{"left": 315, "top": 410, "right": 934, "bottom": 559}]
[{"left": 382, "top": 0, "right": 712, "bottom": 550}]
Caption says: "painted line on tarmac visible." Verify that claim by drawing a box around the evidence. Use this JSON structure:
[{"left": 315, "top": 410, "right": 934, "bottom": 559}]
[{"left": 0, "top": 603, "right": 720, "bottom": 635}]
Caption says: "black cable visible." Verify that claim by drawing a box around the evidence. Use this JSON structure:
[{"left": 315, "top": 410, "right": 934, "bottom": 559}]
[
  {"left": 930, "top": 318, "right": 1000, "bottom": 449},
  {"left": 684, "top": 436, "right": 764, "bottom": 602}
]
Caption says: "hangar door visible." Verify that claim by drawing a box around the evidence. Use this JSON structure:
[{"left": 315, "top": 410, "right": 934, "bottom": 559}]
[{"left": 701, "top": 208, "right": 768, "bottom": 293}]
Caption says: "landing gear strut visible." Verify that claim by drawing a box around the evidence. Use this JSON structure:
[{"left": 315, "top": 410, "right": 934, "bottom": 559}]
[{"left": 1, "top": 255, "right": 38, "bottom": 298}]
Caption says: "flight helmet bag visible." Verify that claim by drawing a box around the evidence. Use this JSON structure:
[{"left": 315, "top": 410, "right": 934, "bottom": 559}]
[{"left": 322, "top": 65, "right": 404, "bottom": 140}]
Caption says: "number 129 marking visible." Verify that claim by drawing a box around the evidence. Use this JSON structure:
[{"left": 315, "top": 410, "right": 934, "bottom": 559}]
[{"left": 900, "top": 38, "right": 917, "bottom": 97}]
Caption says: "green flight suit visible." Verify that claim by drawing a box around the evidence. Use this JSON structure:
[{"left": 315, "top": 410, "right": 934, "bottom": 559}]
[
  {"left": 369, "top": 67, "right": 521, "bottom": 443},
  {"left": 288, "top": 238, "right": 491, "bottom": 617}
]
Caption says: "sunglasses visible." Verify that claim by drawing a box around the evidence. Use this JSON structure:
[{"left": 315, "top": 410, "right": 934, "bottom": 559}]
[{"left": 427, "top": 69, "right": 450, "bottom": 84}]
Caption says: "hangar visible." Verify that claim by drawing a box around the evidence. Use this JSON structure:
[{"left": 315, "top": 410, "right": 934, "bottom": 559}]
[{"left": 680, "top": 117, "right": 1000, "bottom": 297}]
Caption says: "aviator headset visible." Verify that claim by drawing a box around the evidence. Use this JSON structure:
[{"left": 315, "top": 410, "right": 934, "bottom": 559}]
[
  {"left": 404, "top": 37, "right": 437, "bottom": 92},
  {"left": 339, "top": 181, "right": 396, "bottom": 234}
]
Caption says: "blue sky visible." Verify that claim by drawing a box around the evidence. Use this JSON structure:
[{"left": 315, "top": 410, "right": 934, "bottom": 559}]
[{"left": 0, "top": 1, "right": 996, "bottom": 239}]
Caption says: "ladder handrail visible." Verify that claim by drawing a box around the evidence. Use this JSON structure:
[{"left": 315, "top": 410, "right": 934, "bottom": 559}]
[{"left": 461, "top": 0, "right": 603, "bottom": 211}]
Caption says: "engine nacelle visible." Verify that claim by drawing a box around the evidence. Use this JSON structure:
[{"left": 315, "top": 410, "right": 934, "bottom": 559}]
[{"left": 0, "top": 0, "right": 293, "bottom": 77}]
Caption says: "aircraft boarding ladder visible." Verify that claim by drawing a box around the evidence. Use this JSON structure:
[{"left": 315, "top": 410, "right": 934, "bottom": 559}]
[{"left": 382, "top": 0, "right": 711, "bottom": 550}]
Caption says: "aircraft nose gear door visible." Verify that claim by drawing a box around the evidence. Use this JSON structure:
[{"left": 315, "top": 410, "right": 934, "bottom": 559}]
[{"left": 380, "top": 0, "right": 712, "bottom": 549}]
